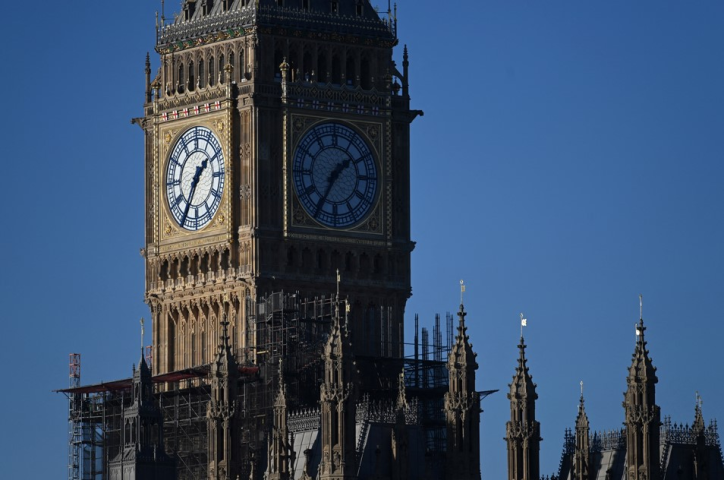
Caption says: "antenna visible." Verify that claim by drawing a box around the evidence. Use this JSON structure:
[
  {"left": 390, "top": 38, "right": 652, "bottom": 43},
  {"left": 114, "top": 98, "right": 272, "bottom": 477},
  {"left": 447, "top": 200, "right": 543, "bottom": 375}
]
[{"left": 161, "top": 0, "right": 166, "bottom": 26}]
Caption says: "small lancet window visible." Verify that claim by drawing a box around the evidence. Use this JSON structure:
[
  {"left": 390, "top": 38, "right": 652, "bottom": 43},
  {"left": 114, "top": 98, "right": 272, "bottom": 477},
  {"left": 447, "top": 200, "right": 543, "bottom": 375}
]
[
  {"left": 356, "top": 1, "right": 363, "bottom": 16},
  {"left": 331, "top": 1, "right": 338, "bottom": 14},
  {"left": 303, "top": 0, "right": 309, "bottom": 10}
]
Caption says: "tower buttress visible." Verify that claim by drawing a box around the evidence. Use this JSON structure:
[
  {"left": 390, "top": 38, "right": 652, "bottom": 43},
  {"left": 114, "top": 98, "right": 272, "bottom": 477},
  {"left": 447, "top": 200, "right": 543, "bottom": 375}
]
[
  {"left": 319, "top": 296, "right": 358, "bottom": 480},
  {"left": 445, "top": 304, "right": 481, "bottom": 480},
  {"left": 505, "top": 335, "right": 540, "bottom": 480},
  {"left": 207, "top": 319, "right": 241, "bottom": 480},
  {"left": 623, "top": 316, "right": 660, "bottom": 480},
  {"left": 573, "top": 387, "right": 590, "bottom": 480}
]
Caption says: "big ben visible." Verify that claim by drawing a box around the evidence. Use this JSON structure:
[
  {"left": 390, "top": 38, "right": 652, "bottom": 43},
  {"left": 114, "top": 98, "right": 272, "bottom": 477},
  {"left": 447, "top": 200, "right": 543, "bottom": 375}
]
[{"left": 142, "top": 0, "right": 419, "bottom": 376}]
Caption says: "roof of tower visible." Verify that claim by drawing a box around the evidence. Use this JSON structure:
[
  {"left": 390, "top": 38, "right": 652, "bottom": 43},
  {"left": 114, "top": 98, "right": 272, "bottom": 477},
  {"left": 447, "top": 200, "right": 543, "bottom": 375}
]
[
  {"left": 211, "top": 318, "right": 239, "bottom": 377},
  {"left": 575, "top": 387, "right": 589, "bottom": 430},
  {"left": 627, "top": 318, "right": 658, "bottom": 384},
  {"left": 448, "top": 304, "right": 478, "bottom": 371},
  {"left": 135, "top": 350, "right": 152, "bottom": 384},
  {"left": 158, "top": 0, "right": 395, "bottom": 51},
  {"left": 322, "top": 296, "right": 354, "bottom": 359},
  {"left": 693, "top": 394, "right": 706, "bottom": 434},
  {"left": 508, "top": 335, "right": 537, "bottom": 399}
]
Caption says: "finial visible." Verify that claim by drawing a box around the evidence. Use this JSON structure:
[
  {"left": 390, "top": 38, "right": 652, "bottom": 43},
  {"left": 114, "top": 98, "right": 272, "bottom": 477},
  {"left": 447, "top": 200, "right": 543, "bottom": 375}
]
[
  {"left": 459, "top": 279, "right": 465, "bottom": 306},
  {"left": 639, "top": 293, "right": 643, "bottom": 320},
  {"left": 580, "top": 380, "right": 584, "bottom": 396},
  {"left": 696, "top": 391, "right": 703, "bottom": 409},
  {"left": 140, "top": 318, "right": 145, "bottom": 352},
  {"left": 520, "top": 313, "right": 527, "bottom": 339}
]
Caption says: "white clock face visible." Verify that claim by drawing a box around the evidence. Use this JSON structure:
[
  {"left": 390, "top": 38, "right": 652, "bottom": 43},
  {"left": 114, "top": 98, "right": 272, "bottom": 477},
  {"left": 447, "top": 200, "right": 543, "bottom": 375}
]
[{"left": 166, "top": 126, "right": 225, "bottom": 231}]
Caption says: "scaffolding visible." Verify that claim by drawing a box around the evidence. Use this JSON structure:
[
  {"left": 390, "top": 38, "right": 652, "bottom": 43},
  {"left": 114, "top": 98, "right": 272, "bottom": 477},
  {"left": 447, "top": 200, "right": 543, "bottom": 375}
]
[{"left": 59, "top": 296, "right": 495, "bottom": 480}]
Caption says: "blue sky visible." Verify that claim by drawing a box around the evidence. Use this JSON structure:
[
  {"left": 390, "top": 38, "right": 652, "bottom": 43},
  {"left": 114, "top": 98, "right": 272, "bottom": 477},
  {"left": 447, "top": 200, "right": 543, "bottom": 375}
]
[{"left": 1, "top": 1, "right": 722, "bottom": 478}]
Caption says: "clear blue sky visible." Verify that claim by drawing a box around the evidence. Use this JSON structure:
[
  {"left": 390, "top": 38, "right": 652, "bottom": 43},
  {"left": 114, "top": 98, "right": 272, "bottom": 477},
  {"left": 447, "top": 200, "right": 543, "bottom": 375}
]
[{"left": 1, "top": 1, "right": 722, "bottom": 478}]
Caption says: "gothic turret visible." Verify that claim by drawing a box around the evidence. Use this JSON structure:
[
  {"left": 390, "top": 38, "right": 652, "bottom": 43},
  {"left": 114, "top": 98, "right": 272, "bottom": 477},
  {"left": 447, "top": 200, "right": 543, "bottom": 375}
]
[
  {"left": 692, "top": 395, "right": 710, "bottom": 480},
  {"left": 268, "top": 360, "right": 293, "bottom": 480},
  {"left": 505, "top": 333, "right": 540, "bottom": 480},
  {"left": 109, "top": 352, "right": 175, "bottom": 480},
  {"left": 319, "top": 296, "right": 358, "bottom": 480},
  {"left": 623, "top": 310, "right": 660, "bottom": 480},
  {"left": 207, "top": 319, "right": 241, "bottom": 480},
  {"left": 444, "top": 304, "right": 481, "bottom": 480},
  {"left": 573, "top": 386, "right": 590, "bottom": 480}
]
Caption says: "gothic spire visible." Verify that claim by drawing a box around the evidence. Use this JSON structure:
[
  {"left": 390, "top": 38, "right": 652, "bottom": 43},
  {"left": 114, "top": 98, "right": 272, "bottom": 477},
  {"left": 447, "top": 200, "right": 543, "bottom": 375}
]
[
  {"left": 628, "top": 317, "right": 658, "bottom": 385},
  {"left": 445, "top": 299, "right": 481, "bottom": 480},
  {"left": 319, "top": 290, "right": 358, "bottom": 480},
  {"left": 510, "top": 335, "right": 536, "bottom": 400},
  {"left": 208, "top": 315, "right": 241, "bottom": 480},
  {"left": 573, "top": 383, "right": 590, "bottom": 480},
  {"left": 506, "top": 325, "right": 540, "bottom": 480},
  {"left": 623, "top": 298, "right": 660, "bottom": 480}
]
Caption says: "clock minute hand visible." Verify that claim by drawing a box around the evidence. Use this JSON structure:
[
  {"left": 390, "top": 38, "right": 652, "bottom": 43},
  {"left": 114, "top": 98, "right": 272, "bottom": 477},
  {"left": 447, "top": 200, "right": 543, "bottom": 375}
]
[{"left": 315, "top": 159, "right": 351, "bottom": 216}]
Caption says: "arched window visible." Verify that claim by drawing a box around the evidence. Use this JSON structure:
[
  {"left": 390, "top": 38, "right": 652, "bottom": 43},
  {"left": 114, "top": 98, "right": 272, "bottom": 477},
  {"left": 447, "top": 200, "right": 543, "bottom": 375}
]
[
  {"left": 209, "top": 56, "right": 215, "bottom": 86},
  {"left": 199, "top": 59, "right": 205, "bottom": 88},
  {"left": 360, "top": 57, "right": 371, "bottom": 89},
  {"left": 303, "top": 51, "right": 313, "bottom": 82},
  {"left": 274, "top": 50, "right": 284, "bottom": 80},
  {"left": 317, "top": 54, "right": 327, "bottom": 83},
  {"left": 178, "top": 63, "right": 185, "bottom": 93},
  {"left": 229, "top": 52, "right": 235, "bottom": 83},
  {"left": 219, "top": 54, "right": 225, "bottom": 83},
  {"left": 331, "top": 55, "right": 341, "bottom": 85},
  {"left": 188, "top": 61, "right": 195, "bottom": 91},
  {"left": 345, "top": 56, "right": 355, "bottom": 86}
]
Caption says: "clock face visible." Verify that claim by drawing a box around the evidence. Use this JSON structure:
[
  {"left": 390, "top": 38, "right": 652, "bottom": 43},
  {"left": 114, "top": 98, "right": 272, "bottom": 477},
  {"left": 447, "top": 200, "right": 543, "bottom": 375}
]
[
  {"left": 166, "top": 126, "right": 225, "bottom": 231},
  {"left": 292, "top": 123, "right": 378, "bottom": 228}
]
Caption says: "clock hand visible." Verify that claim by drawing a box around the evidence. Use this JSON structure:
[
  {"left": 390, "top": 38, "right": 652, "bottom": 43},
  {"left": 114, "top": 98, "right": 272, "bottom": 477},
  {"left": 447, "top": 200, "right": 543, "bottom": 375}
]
[
  {"left": 180, "top": 159, "right": 209, "bottom": 226},
  {"left": 315, "top": 158, "right": 353, "bottom": 216}
]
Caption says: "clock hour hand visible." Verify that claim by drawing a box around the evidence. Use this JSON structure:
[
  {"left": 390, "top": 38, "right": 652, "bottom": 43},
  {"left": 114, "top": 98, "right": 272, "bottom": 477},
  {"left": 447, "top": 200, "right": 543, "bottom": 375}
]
[{"left": 180, "top": 159, "right": 208, "bottom": 226}]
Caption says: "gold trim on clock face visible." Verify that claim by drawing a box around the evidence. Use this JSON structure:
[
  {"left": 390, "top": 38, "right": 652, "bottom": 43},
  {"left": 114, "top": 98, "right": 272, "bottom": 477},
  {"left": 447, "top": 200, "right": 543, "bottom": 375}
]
[
  {"left": 292, "top": 122, "right": 378, "bottom": 229},
  {"left": 165, "top": 126, "right": 226, "bottom": 231}
]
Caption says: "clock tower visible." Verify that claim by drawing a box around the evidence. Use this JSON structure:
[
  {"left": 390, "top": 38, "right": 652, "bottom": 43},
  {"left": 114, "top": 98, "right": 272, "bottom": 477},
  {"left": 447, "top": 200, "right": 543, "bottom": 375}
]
[{"left": 141, "top": 0, "right": 419, "bottom": 376}]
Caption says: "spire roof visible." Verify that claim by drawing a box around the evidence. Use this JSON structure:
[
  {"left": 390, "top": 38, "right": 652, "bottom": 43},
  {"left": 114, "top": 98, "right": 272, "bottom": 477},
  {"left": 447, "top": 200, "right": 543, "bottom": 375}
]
[
  {"left": 628, "top": 317, "right": 658, "bottom": 384},
  {"left": 575, "top": 383, "right": 589, "bottom": 430},
  {"left": 693, "top": 392, "right": 706, "bottom": 434},
  {"left": 211, "top": 317, "right": 239, "bottom": 377},
  {"left": 508, "top": 335, "right": 536, "bottom": 399},
  {"left": 448, "top": 304, "right": 478, "bottom": 370}
]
